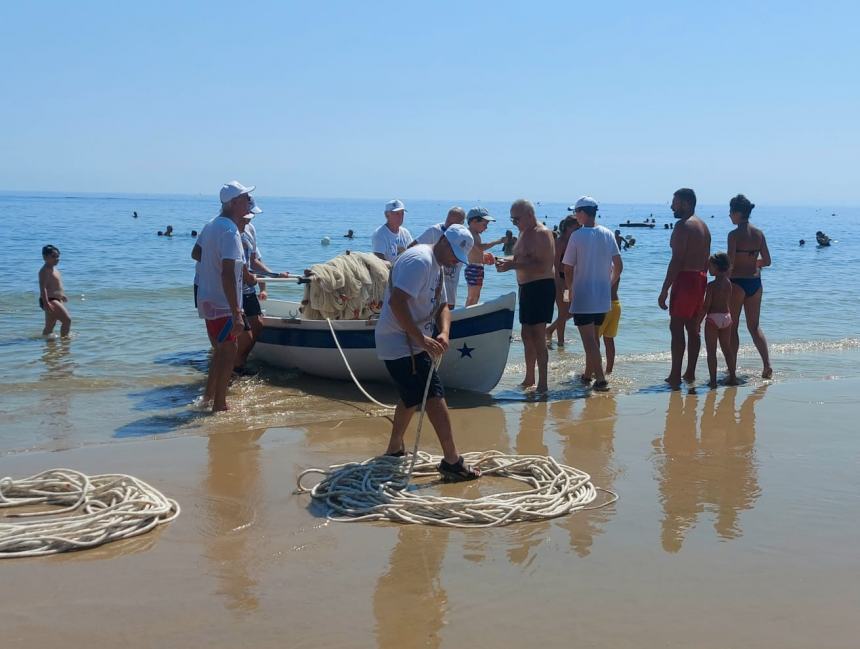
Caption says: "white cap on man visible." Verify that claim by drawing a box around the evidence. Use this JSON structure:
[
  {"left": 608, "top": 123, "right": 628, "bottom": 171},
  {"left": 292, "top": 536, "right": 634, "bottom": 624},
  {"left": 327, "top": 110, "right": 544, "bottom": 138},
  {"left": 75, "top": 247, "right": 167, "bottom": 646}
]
[
  {"left": 443, "top": 223, "right": 474, "bottom": 264},
  {"left": 221, "top": 180, "right": 262, "bottom": 214},
  {"left": 574, "top": 196, "right": 598, "bottom": 210},
  {"left": 385, "top": 199, "right": 407, "bottom": 213}
]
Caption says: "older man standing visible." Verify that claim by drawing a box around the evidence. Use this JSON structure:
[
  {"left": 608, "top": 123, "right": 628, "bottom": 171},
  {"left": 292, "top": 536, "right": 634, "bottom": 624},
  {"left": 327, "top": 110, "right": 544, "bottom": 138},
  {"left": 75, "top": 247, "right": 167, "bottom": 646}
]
[
  {"left": 658, "top": 188, "right": 711, "bottom": 389},
  {"left": 495, "top": 199, "right": 556, "bottom": 392},
  {"left": 372, "top": 199, "right": 413, "bottom": 264},
  {"left": 413, "top": 206, "right": 466, "bottom": 308},
  {"left": 375, "top": 223, "right": 481, "bottom": 481},
  {"left": 195, "top": 181, "right": 258, "bottom": 411}
]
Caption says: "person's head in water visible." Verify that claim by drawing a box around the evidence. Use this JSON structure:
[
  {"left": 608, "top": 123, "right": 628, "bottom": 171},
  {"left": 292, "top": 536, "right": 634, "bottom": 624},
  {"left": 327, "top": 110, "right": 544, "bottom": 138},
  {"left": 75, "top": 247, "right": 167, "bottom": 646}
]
[
  {"left": 729, "top": 194, "right": 755, "bottom": 224},
  {"left": 709, "top": 251, "right": 731, "bottom": 276},
  {"left": 799, "top": 239, "right": 805, "bottom": 246},
  {"left": 671, "top": 188, "right": 697, "bottom": 219}
]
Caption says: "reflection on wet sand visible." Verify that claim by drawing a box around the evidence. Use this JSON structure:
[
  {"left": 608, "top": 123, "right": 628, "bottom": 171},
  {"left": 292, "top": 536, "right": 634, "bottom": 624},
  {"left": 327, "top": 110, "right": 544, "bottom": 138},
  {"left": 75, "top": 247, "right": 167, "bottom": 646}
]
[
  {"left": 556, "top": 395, "right": 618, "bottom": 557},
  {"left": 39, "top": 338, "right": 75, "bottom": 444},
  {"left": 374, "top": 525, "right": 450, "bottom": 649},
  {"left": 204, "top": 429, "right": 264, "bottom": 614},
  {"left": 654, "top": 386, "right": 766, "bottom": 552}
]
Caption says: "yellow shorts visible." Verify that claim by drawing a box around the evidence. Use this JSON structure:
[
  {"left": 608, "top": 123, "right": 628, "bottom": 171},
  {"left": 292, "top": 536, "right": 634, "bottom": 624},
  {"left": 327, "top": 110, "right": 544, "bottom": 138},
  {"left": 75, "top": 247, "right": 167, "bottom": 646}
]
[{"left": 599, "top": 300, "right": 621, "bottom": 338}]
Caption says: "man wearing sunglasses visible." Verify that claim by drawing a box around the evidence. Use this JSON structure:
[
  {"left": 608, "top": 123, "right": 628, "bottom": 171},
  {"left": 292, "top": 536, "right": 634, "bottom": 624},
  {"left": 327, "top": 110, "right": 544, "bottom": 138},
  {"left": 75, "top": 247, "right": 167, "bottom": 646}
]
[
  {"left": 192, "top": 181, "right": 260, "bottom": 411},
  {"left": 495, "top": 199, "right": 556, "bottom": 393}
]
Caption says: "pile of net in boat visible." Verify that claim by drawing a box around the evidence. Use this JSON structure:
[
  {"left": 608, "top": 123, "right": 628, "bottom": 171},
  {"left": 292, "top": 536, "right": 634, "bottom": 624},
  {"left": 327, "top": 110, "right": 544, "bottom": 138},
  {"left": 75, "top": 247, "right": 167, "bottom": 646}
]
[{"left": 302, "top": 251, "right": 390, "bottom": 320}]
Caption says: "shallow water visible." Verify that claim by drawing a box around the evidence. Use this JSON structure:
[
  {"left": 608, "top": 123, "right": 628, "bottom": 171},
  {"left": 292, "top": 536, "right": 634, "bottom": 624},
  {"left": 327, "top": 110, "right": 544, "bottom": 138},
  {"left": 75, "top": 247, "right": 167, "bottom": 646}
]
[{"left": 1, "top": 192, "right": 858, "bottom": 453}]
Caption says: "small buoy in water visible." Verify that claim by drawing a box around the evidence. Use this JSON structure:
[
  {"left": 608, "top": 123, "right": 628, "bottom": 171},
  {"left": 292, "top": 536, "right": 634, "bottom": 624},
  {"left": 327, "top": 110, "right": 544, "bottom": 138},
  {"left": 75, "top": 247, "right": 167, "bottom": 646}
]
[{"left": 321, "top": 236, "right": 331, "bottom": 246}]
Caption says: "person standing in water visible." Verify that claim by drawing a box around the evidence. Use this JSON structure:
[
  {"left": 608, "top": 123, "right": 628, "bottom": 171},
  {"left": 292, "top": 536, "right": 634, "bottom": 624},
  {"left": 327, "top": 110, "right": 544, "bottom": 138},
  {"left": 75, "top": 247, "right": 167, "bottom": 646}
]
[
  {"left": 546, "top": 213, "right": 580, "bottom": 347},
  {"left": 496, "top": 199, "right": 556, "bottom": 393},
  {"left": 463, "top": 207, "right": 503, "bottom": 307},
  {"left": 38, "top": 245, "right": 72, "bottom": 337},
  {"left": 727, "top": 194, "right": 772, "bottom": 379},
  {"left": 658, "top": 188, "right": 711, "bottom": 389},
  {"left": 697, "top": 252, "right": 738, "bottom": 388}
]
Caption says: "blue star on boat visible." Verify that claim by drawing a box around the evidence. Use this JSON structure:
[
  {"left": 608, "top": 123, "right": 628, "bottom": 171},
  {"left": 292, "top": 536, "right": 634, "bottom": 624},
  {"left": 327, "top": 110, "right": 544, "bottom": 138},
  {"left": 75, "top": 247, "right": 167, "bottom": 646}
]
[{"left": 458, "top": 343, "right": 474, "bottom": 358}]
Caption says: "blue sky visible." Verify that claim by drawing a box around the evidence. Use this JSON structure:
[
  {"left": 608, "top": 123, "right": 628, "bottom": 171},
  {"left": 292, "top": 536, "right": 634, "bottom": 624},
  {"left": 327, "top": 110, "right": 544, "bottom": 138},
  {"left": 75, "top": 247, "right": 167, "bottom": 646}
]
[{"left": 2, "top": 1, "right": 858, "bottom": 204}]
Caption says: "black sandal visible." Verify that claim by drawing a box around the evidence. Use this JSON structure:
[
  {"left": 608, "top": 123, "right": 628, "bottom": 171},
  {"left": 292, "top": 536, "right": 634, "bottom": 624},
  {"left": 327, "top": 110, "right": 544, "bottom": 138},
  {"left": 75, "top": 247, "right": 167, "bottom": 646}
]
[{"left": 437, "top": 457, "right": 481, "bottom": 482}]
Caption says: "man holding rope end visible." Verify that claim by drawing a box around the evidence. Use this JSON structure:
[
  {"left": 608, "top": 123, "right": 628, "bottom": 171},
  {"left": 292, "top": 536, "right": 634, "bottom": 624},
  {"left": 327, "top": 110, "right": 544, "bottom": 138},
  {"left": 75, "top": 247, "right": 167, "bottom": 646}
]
[{"left": 375, "top": 223, "right": 482, "bottom": 482}]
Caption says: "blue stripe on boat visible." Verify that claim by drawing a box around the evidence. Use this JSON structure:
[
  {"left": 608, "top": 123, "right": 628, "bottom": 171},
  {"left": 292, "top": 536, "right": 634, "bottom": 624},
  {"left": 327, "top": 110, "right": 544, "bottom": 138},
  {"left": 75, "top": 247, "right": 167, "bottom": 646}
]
[{"left": 258, "top": 308, "right": 514, "bottom": 349}]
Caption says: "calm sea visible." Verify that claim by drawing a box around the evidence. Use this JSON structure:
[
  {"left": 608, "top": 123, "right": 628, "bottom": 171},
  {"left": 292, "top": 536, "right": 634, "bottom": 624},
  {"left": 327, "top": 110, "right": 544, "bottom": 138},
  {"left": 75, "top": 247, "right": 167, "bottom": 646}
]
[{"left": 1, "top": 192, "right": 857, "bottom": 454}]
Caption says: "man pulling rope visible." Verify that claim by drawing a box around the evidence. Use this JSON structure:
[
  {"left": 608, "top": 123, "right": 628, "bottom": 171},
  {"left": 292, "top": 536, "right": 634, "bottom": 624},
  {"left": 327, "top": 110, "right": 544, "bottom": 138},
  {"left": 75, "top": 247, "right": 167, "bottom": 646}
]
[{"left": 373, "top": 223, "right": 480, "bottom": 482}]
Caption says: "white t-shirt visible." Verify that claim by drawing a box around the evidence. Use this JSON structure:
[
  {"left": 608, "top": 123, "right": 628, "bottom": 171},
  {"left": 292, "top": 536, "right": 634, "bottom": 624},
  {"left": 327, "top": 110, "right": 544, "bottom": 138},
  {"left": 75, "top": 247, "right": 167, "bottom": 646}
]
[
  {"left": 417, "top": 223, "right": 461, "bottom": 306},
  {"left": 561, "top": 224, "right": 620, "bottom": 314},
  {"left": 195, "top": 215, "right": 244, "bottom": 319},
  {"left": 375, "top": 245, "right": 448, "bottom": 360},
  {"left": 372, "top": 224, "right": 413, "bottom": 263},
  {"left": 240, "top": 223, "right": 258, "bottom": 296}
]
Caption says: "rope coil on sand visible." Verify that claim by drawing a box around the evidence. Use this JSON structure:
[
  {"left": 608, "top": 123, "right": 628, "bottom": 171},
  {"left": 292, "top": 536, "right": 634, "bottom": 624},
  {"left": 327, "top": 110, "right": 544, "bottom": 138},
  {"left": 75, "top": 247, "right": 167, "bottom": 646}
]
[
  {"left": 0, "top": 469, "right": 180, "bottom": 558},
  {"left": 296, "top": 450, "right": 617, "bottom": 528}
]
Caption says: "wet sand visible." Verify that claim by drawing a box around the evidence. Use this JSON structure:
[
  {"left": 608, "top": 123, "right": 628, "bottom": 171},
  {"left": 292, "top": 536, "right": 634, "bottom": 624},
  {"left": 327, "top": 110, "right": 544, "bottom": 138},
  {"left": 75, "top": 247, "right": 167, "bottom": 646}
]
[{"left": 2, "top": 378, "right": 859, "bottom": 648}]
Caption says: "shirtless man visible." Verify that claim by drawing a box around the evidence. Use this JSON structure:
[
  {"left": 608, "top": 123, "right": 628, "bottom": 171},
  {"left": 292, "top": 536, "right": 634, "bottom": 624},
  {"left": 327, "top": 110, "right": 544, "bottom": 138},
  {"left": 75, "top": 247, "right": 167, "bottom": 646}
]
[
  {"left": 658, "top": 188, "right": 711, "bottom": 389},
  {"left": 496, "top": 199, "right": 556, "bottom": 392},
  {"left": 38, "top": 244, "right": 71, "bottom": 337},
  {"left": 464, "top": 207, "right": 503, "bottom": 306}
]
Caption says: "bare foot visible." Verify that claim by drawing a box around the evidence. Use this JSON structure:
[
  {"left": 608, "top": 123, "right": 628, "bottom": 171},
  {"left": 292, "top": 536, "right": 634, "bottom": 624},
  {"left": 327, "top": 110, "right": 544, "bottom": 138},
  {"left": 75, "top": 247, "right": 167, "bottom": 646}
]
[
  {"left": 519, "top": 380, "right": 536, "bottom": 390},
  {"left": 536, "top": 383, "right": 548, "bottom": 393},
  {"left": 682, "top": 371, "right": 696, "bottom": 384},
  {"left": 762, "top": 366, "right": 773, "bottom": 379},
  {"left": 708, "top": 379, "right": 718, "bottom": 389},
  {"left": 666, "top": 374, "right": 681, "bottom": 390},
  {"left": 212, "top": 402, "right": 231, "bottom": 412},
  {"left": 726, "top": 375, "right": 739, "bottom": 386}
]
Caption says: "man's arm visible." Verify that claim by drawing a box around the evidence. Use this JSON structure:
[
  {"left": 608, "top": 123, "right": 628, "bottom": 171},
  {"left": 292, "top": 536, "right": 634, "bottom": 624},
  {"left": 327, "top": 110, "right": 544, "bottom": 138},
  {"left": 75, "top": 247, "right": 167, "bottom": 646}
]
[
  {"left": 388, "top": 288, "right": 444, "bottom": 356},
  {"left": 191, "top": 243, "right": 202, "bottom": 262},
  {"left": 611, "top": 253, "right": 623, "bottom": 286},
  {"left": 659, "top": 226, "right": 688, "bottom": 309},
  {"left": 38, "top": 268, "right": 56, "bottom": 313},
  {"left": 221, "top": 259, "right": 244, "bottom": 338},
  {"left": 435, "top": 303, "right": 451, "bottom": 352}
]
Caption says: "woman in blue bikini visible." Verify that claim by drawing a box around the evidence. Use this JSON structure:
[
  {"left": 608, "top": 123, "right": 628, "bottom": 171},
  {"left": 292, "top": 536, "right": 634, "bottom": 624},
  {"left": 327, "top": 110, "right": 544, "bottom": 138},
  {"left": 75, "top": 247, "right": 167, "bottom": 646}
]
[{"left": 727, "top": 194, "right": 773, "bottom": 379}]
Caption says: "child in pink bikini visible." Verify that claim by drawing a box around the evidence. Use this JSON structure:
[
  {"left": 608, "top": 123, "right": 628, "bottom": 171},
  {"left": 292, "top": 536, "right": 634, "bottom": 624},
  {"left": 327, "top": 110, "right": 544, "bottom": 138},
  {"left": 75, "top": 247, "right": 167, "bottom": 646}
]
[{"left": 698, "top": 252, "right": 738, "bottom": 388}]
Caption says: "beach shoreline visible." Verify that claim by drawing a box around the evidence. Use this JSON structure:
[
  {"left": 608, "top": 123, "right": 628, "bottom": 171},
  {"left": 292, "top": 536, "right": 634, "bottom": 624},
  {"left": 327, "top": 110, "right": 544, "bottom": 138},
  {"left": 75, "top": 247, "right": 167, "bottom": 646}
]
[{"left": 3, "top": 376, "right": 859, "bottom": 648}]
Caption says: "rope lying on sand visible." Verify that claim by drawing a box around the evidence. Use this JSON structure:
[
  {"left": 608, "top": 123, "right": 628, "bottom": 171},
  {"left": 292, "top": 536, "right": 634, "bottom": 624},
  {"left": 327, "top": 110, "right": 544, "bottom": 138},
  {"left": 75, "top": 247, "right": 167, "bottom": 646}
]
[
  {"left": 0, "top": 469, "right": 180, "bottom": 558},
  {"left": 296, "top": 451, "right": 617, "bottom": 528}
]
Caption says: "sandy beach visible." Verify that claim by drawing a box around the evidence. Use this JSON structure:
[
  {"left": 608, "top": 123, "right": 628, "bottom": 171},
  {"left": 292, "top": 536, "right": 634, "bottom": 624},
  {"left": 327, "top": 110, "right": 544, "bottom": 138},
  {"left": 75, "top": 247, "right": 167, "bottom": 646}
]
[{"left": 3, "top": 377, "right": 859, "bottom": 649}]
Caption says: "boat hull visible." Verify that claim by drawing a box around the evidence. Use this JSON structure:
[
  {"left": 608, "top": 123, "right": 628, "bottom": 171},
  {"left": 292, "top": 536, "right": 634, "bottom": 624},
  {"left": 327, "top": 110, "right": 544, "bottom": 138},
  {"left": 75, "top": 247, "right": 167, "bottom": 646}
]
[{"left": 253, "top": 292, "right": 516, "bottom": 393}]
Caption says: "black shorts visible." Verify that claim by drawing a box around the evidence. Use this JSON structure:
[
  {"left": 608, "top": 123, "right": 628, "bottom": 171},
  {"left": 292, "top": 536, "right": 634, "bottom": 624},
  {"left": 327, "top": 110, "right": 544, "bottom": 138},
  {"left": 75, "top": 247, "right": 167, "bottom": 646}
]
[
  {"left": 572, "top": 312, "right": 605, "bottom": 327},
  {"left": 518, "top": 278, "right": 555, "bottom": 325},
  {"left": 384, "top": 352, "right": 445, "bottom": 409},
  {"left": 242, "top": 292, "right": 262, "bottom": 318}
]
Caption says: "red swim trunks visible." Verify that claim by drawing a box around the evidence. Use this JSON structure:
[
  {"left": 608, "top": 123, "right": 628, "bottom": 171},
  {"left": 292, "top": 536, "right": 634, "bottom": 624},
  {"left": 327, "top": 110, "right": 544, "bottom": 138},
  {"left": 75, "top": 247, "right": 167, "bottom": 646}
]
[
  {"left": 205, "top": 316, "right": 238, "bottom": 343},
  {"left": 670, "top": 270, "right": 707, "bottom": 320}
]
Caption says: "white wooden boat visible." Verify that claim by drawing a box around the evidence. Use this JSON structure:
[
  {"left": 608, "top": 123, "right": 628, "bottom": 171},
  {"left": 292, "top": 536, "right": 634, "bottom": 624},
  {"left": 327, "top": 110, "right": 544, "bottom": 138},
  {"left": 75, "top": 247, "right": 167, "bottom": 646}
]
[{"left": 252, "top": 292, "right": 516, "bottom": 393}]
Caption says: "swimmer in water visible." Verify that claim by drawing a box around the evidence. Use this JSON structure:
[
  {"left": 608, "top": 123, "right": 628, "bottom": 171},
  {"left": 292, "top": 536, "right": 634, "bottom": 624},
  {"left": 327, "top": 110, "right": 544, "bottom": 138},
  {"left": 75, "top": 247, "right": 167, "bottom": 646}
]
[
  {"left": 38, "top": 245, "right": 72, "bottom": 337},
  {"left": 344, "top": 229, "right": 354, "bottom": 239}
]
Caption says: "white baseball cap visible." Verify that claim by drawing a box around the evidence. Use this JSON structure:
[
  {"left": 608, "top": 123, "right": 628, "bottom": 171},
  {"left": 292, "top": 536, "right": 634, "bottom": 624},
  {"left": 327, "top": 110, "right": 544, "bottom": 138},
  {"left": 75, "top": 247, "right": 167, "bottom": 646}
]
[
  {"left": 443, "top": 223, "right": 474, "bottom": 264},
  {"left": 385, "top": 199, "right": 407, "bottom": 213},
  {"left": 221, "top": 180, "right": 262, "bottom": 216},
  {"left": 574, "top": 196, "right": 599, "bottom": 210}
]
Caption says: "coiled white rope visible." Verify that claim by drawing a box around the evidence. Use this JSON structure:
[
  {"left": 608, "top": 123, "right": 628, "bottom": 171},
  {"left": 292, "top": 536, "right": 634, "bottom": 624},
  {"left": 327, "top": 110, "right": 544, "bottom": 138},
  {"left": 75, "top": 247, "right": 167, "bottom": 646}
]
[
  {"left": 325, "top": 318, "right": 396, "bottom": 410},
  {"left": 296, "top": 450, "right": 617, "bottom": 528},
  {"left": 0, "top": 469, "right": 180, "bottom": 558}
]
